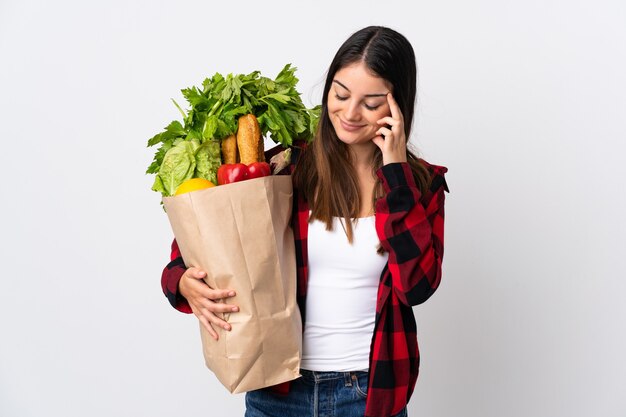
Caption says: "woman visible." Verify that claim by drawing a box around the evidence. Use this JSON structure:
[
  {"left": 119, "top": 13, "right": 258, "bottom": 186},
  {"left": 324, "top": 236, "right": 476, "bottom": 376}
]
[{"left": 161, "top": 26, "right": 449, "bottom": 417}]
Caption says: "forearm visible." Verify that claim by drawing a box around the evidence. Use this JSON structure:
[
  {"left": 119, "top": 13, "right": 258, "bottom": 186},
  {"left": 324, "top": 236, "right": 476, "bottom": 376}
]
[
  {"left": 161, "top": 239, "right": 192, "bottom": 313},
  {"left": 375, "top": 162, "right": 447, "bottom": 306}
]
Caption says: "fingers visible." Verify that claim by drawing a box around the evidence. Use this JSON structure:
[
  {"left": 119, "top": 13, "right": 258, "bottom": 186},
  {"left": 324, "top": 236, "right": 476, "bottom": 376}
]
[
  {"left": 372, "top": 93, "right": 407, "bottom": 165},
  {"left": 192, "top": 290, "right": 239, "bottom": 331},
  {"left": 196, "top": 297, "right": 239, "bottom": 318},
  {"left": 376, "top": 126, "right": 392, "bottom": 139},
  {"left": 185, "top": 267, "right": 207, "bottom": 280},
  {"left": 180, "top": 267, "right": 240, "bottom": 340},
  {"left": 376, "top": 116, "right": 395, "bottom": 127},
  {"left": 206, "top": 288, "right": 237, "bottom": 301},
  {"left": 181, "top": 269, "right": 237, "bottom": 303},
  {"left": 198, "top": 306, "right": 232, "bottom": 331},
  {"left": 182, "top": 276, "right": 239, "bottom": 312},
  {"left": 377, "top": 93, "right": 403, "bottom": 133},
  {"left": 198, "top": 313, "right": 219, "bottom": 340},
  {"left": 386, "top": 92, "right": 401, "bottom": 120},
  {"left": 376, "top": 112, "right": 403, "bottom": 143},
  {"left": 192, "top": 301, "right": 234, "bottom": 341}
]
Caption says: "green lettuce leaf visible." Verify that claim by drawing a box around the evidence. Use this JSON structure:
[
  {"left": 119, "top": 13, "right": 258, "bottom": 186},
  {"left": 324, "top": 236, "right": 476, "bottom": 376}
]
[
  {"left": 194, "top": 141, "right": 221, "bottom": 185},
  {"left": 156, "top": 139, "right": 200, "bottom": 196}
]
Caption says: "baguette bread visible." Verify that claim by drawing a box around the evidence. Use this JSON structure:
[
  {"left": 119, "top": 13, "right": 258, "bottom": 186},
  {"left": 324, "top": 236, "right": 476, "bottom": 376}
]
[
  {"left": 221, "top": 134, "right": 238, "bottom": 164},
  {"left": 237, "top": 114, "right": 263, "bottom": 164}
]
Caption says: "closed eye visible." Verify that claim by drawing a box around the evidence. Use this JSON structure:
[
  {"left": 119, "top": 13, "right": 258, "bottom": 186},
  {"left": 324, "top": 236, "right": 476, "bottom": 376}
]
[{"left": 334, "top": 93, "right": 381, "bottom": 111}]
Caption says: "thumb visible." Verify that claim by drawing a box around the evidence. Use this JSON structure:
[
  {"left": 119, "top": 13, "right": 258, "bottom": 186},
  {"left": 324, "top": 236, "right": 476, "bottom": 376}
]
[{"left": 188, "top": 267, "right": 207, "bottom": 279}]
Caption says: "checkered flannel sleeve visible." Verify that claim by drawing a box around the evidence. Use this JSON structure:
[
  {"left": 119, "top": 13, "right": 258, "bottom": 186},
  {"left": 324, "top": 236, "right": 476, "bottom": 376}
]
[
  {"left": 160, "top": 239, "right": 193, "bottom": 314},
  {"left": 375, "top": 162, "right": 449, "bottom": 306}
]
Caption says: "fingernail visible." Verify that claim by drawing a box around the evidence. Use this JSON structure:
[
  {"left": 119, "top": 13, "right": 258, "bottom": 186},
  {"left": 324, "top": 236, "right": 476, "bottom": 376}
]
[
  {"left": 228, "top": 291, "right": 235, "bottom": 296},
  {"left": 231, "top": 307, "right": 239, "bottom": 312},
  {"left": 224, "top": 324, "right": 231, "bottom": 330}
]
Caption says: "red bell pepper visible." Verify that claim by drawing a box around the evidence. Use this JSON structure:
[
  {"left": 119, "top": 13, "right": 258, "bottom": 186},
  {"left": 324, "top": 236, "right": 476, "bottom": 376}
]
[
  {"left": 247, "top": 162, "right": 271, "bottom": 179},
  {"left": 217, "top": 163, "right": 249, "bottom": 185},
  {"left": 217, "top": 162, "right": 271, "bottom": 185}
]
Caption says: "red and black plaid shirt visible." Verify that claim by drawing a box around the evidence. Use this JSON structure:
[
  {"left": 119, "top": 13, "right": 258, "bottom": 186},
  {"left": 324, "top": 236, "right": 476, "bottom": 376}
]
[{"left": 161, "top": 147, "right": 449, "bottom": 417}]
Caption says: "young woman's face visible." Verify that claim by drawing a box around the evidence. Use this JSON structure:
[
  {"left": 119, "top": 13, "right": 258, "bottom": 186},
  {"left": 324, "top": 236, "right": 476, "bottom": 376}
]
[{"left": 327, "top": 61, "right": 392, "bottom": 147}]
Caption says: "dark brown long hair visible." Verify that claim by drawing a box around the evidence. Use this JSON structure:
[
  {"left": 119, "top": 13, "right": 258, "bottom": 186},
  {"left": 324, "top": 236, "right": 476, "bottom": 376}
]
[{"left": 293, "top": 26, "right": 431, "bottom": 242}]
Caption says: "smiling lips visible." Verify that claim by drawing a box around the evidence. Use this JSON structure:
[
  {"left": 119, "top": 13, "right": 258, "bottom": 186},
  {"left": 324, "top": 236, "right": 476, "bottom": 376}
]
[{"left": 339, "top": 119, "right": 366, "bottom": 132}]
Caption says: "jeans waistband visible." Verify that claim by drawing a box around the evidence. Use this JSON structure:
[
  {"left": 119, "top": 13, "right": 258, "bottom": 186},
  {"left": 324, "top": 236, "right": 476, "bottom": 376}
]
[{"left": 300, "top": 369, "right": 368, "bottom": 384}]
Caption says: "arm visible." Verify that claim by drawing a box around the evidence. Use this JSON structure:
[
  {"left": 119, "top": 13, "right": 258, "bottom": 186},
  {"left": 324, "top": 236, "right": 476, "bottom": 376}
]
[
  {"left": 160, "top": 239, "right": 240, "bottom": 340},
  {"left": 160, "top": 239, "right": 192, "bottom": 314},
  {"left": 375, "top": 162, "right": 449, "bottom": 306}
]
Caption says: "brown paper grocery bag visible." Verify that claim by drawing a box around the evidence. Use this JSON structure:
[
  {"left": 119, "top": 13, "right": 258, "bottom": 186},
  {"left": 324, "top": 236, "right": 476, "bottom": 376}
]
[{"left": 162, "top": 175, "right": 302, "bottom": 393}]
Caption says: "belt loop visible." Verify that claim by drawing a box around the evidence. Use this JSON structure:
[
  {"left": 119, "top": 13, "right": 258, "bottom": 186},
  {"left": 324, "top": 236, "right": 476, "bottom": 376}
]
[{"left": 344, "top": 372, "right": 352, "bottom": 387}]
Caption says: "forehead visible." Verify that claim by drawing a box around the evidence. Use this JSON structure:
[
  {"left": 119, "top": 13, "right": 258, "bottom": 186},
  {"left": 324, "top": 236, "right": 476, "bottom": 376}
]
[{"left": 333, "top": 61, "right": 391, "bottom": 94}]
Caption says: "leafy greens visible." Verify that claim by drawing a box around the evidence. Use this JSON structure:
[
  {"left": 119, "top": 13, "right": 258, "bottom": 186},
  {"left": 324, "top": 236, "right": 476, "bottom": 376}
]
[{"left": 146, "top": 64, "right": 320, "bottom": 196}]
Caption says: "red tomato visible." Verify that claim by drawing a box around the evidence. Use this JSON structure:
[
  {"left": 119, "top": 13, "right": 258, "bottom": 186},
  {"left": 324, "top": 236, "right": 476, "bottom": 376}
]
[
  {"left": 247, "top": 162, "right": 271, "bottom": 179},
  {"left": 217, "top": 163, "right": 249, "bottom": 185}
]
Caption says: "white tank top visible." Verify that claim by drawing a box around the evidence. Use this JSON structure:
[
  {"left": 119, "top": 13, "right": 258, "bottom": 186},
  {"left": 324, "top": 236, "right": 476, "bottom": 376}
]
[{"left": 301, "top": 215, "right": 389, "bottom": 371}]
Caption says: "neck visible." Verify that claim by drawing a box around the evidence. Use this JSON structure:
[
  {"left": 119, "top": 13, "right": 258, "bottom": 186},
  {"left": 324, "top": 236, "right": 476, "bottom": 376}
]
[
  {"left": 348, "top": 141, "right": 377, "bottom": 170},
  {"left": 346, "top": 142, "right": 378, "bottom": 218}
]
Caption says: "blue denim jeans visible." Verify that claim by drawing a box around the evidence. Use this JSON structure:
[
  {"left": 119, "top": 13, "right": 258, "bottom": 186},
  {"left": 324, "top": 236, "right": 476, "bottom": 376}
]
[{"left": 245, "top": 369, "right": 408, "bottom": 417}]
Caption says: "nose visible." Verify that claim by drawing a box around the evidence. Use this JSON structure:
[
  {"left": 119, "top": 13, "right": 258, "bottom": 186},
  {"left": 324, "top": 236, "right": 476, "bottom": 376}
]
[{"left": 344, "top": 99, "right": 361, "bottom": 121}]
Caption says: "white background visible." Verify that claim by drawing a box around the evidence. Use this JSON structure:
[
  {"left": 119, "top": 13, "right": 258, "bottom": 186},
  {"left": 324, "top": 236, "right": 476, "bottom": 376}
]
[{"left": 1, "top": 0, "right": 625, "bottom": 416}]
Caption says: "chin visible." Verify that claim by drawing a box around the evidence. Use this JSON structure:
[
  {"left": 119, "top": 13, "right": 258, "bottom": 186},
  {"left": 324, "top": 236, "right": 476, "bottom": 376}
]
[
  {"left": 334, "top": 131, "right": 357, "bottom": 144},
  {"left": 338, "top": 136, "right": 372, "bottom": 147},
  {"left": 337, "top": 129, "right": 374, "bottom": 145}
]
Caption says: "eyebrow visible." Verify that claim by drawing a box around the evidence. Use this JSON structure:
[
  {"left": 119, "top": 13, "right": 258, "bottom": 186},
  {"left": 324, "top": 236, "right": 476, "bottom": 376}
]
[{"left": 333, "top": 80, "right": 388, "bottom": 97}]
